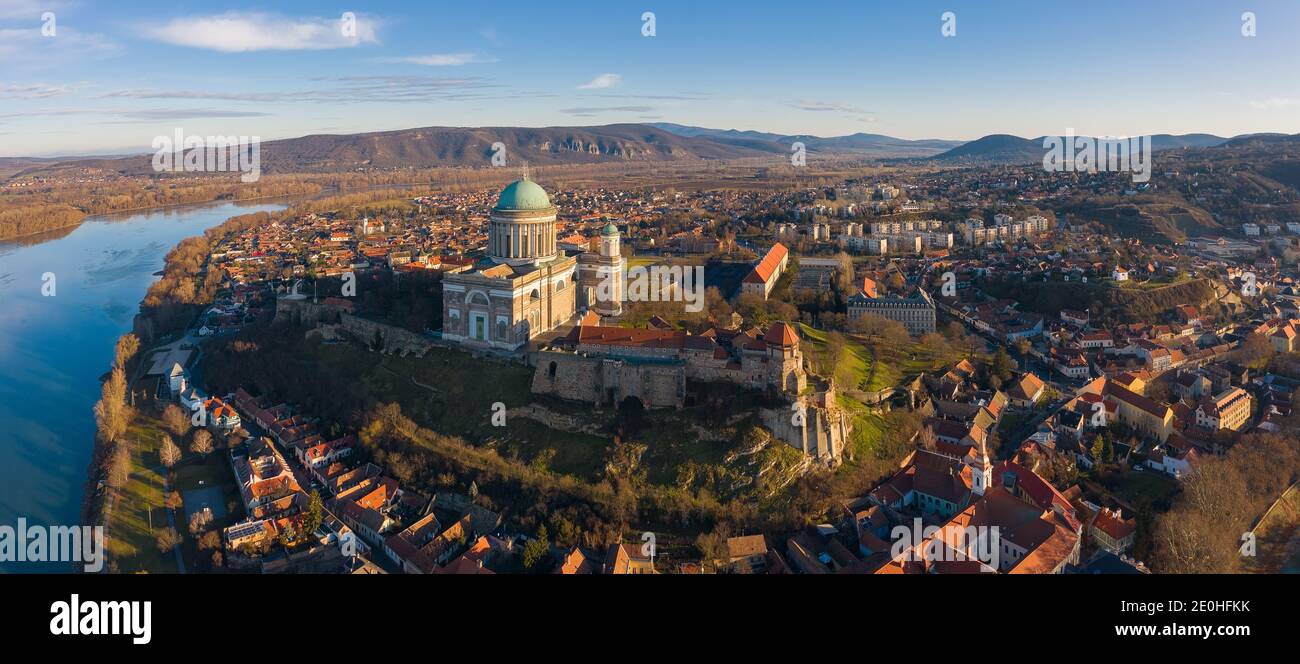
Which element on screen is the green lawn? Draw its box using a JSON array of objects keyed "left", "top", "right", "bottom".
[
  {"left": 797, "top": 322, "right": 951, "bottom": 393},
  {"left": 626, "top": 255, "right": 667, "bottom": 271},
  {"left": 837, "top": 396, "right": 888, "bottom": 460},
  {"left": 1102, "top": 469, "right": 1181, "bottom": 509},
  {"left": 796, "top": 323, "right": 875, "bottom": 391},
  {"left": 104, "top": 415, "right": 179, "bottom": 574}
]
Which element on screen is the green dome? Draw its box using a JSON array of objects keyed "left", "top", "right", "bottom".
[
  {"left": 601, "top": 222, "right": 619, "bottom": 236},
  {"left": 495, "top": 179, "right": 551, "bottom": 211}
]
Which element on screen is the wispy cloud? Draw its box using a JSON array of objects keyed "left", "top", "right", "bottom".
[
  {"left": 792, "top": 99, "right": 876, "bottom": 123},
  {"left": 0, "top": 107, "right": 273, "bottom": 124},
  {"left": 560, "top": 105, "right": 654, "bottom": 117},
  {"left": 371, "top": 53, "right": 496, "bottom": 66},
  {"left": 793, "top": 100, "right": 869, "bottom": 114},
  {"left": 103, "top": 108, "right": 273, "bottom": 122},
  {"left": 0, "top": 83, "right": 76, "bottom": 99},
  {"left": 101, "top": 76, "right": 502, "bottom": 104},
  {"left": 0, "top": 0, "right": 59, "bottom": 20},
  {"left": 1249, "top": 98, "right": 1300, "bottom": 110},
  {"left": 0, "top": 26, "right": 120, "bottom": 64},
  {"left": 578, "top": 73, "right": 621, "bottom": 90},
  {"left": 140, "top": 11, "right": 379, "bottom": 52}
]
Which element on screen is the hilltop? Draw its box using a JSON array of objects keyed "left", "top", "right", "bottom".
[
  {"left": 926, "top": 133, "right": 1231, "bottom": 165},
  {"left": 13, "top": 124, "right": 792, "bottom": 177}
]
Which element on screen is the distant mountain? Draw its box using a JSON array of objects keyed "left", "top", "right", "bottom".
[
  {"left": 925, "top": 134, "right": 1042, "bottom": 164},
  {"left": 13, "top": 124, "right": 793, "bottom": 177},
  {"left": 1151, "top": 134, "right": 1231, "bottom": 150},
  {"left": 927, "top": 133, "right": 1231, "bottom": 164},
  {"left": 1223, "top": 132, "right": 1300, "bottom": 148},
  {"left": 648, "top": 123, "right": 963, "bottom": 157}
]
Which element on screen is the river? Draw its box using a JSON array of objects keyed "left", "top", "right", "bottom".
[{"left": 0, "top": 200, "right": 288, "bottom": 572}]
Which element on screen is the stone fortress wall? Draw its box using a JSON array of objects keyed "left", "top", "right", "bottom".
[{"left": 530, "top": 351, "right": 685, "bottom": 410}]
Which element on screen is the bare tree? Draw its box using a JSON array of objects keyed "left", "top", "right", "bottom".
[
  {"left": 113, "top": 333, "right": 140, "bottom": 370},
  {"left": 188, "top": 510, "right": 213, "bottom": 537},
  {"left": 161, "top": 404, "right": 189, "bottom": 437},
  {"left": 105, "top": 443, "right": 132, "bottom": 490},
  {"left": 93, "top": 367, "right": 131, "bottom": 443},
  {"left": 159, "top": 434, "right": 181, "bottom": 468},
  {"left": 155, "top": 527, "right": 181, "bottom": 553},
  {"left": 190, "top": 429, "right": 213, "bottom": 457}
]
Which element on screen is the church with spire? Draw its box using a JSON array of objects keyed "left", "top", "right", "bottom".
[{"left": 441, "top": 176, "right": 624, "bottom": 351}]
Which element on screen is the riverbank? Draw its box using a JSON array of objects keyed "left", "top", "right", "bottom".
[
  {"left": 0, "top": 187, "right": 322, "bottom": 243},
  {"left": 0, "top": 199, "right": 297, "bottom": 573}
]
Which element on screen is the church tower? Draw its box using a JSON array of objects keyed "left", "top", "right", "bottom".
[
  {"left": 578, "top": 222, "right": 625, "bottom": 316},
  {"left": 969, "top": 440, "right": 993, "bottom": 496}
]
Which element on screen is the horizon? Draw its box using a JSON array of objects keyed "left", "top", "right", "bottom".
[
  {"left": 3, "top": 0, "right": 1300, "bottom": 157},
  {"left": 4, "top": 122, "right": 1291, "bottom": 162}
]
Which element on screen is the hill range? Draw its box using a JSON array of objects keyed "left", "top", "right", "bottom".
[{"left": 7, "top": 123, "right": 1300, "bottom": 177}]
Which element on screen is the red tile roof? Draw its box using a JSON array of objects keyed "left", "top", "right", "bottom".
[
  {"left": 743, "top": 242, "right": 788, "bottom": 284},
  {"left": 763, "top": 322, "right": 799, "bottom": 348}
]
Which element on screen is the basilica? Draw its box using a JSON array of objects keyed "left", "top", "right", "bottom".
[{"left": 441, "top": 177, "right": 624, "bottom": 351}]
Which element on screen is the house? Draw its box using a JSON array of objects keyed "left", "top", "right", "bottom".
[
  {"left": 1112, "top": 266, "right": 1130, "bottom": 282},
  {"left": 1194, "top": 387, "right": 1252, "bottom": 431},
  {"left": 555, "top": 546, "right": 596, "bottom": 574},
  {"left": 740, "top": 242, "right": 789, "bottom": 299},
  {"left": 875, "top": 459, "right": 1082, "bottom": 575},
  {"left": 385, "top": 514, "right": 474, "bottom": 574},
  {"left": 725, "top": 534, "right": 768, "bottom": 574},
  {"left": 1146, "top": 443, "right": 1199, "bottom": 478},
  {"left": 168, "top": 362, "right": 188, "bottom": 395},
  {"left": 232, "top": 437, "right": 302, "bottom": 515},
  {"left": 1007, "top": 372, "right": 1046, "bottom": 408},
  {"left": 332, "top": 476, "right": 402, "bottom": 548},
  {"left": 1173, "top": 371, "right": 1211, "bottom": 401},
  {"left": 1080, "top": 376, "right": 1174, "bottom": 442},
  {"left": 434, "top": 535, "right": 508, "bottom": 575},
  {"left": 1078, "top": 331, "right": 1114, "bottom": 349},
  {"left": 605, "top": 542, "right": 656, "bottom": 574},
  {"left": 204, "top": 397, "right": 241, "bottom": 432},
  {"left": 1271, "top": 321, "right": 1299, "bottom": 353},
  {"left": 300, "top": 435, "right": 355, "bottom": 469},
  {"left": 1087, "top": 506, "right": 1137, "bottom": 554},
  {"left": 1060, "top": 309, "right": 1089, "bottom": 327}
]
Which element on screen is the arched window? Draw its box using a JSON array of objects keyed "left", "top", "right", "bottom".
[
  {"left": 469, "top": 291, "right": 490, "bottom": 306},
  {"left": 530, "top": 289, "right": 541, "bottom": 301},
  {"left": 548, "top": 361, "right": 558, "bottom": 378},
  {"left": 555, "top": 278, "right": 566, "bottom": 291}
]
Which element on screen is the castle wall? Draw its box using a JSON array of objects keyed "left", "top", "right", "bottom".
[
  {"left": 761, "top": 394, "right": 849, "bottom": 463},
  {"left": 531, "top": 351, "right": 685, "bottom": 409}
]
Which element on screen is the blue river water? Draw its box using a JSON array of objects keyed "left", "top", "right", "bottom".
[{"left": 0, "top": 200, "right": 286, "bottom": 572}]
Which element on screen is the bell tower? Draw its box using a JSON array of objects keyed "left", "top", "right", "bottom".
[{"left": 969, "top": 441, "right": 993, "bottom": 496}]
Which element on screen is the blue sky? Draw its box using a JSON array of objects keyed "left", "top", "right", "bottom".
[{"left": 1, "top": 0, "right": 1298, "bottom": 156}]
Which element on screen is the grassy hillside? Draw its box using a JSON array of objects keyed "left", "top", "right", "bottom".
[
  {"left": 983, "top": 277, "right": 1218, "bottom": 325},
  {"left": 1060, "top": 197, "right": 1221, "bottom": 244}
]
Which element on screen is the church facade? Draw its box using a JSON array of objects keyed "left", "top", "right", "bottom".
[{"left": 442, "top": 178, "right": 623, "bottom": 351}]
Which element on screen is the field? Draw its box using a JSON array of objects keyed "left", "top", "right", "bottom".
[
  {"left": 796, "top": 322, "right": 951, "bottom": 393},
  {"left": 104, "top": 414, "right": 178, "bottom": 574},
  {"left": 104, "top": 410, "right": 246, "bottom": 574}
]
